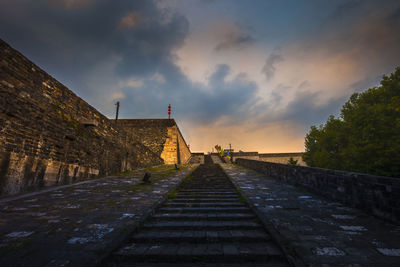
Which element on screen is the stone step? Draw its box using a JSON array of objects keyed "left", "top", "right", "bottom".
[
  {"left": 169, "top": 198, "right": 239, "bottom": 202},
  {"left": 178, "top": 190, "right": 236, "bottom": 194},
  {"left": 166, "top": 202, "right": 245, "bottom": 208},
  {"left": 103, "top": 159, "right": 289, "bottom": 266},
  {"left": 113, "top": 263, "right": 288, "bottom": 267},
  {"left": 159, "top": 207, "right": 251, "bottom": 213},
  {"left": 177, "top": 192, "right": 236, "bottom": 195},
  {"left": 179, "top": 185, "right": 232, "bottom": 187},
  {"left": 131, "top": 229, "right": 271, "bottom": 243},
  {"left": 181, "top": 185, "right": 235, "bottom": 191},
  {"left": 176, "top": 194, "right": 239, "bottom": 198},
  {"left": 179, "top": 187, "right": 234, "bottom": 189},
  {"left": 152, "top": 213, "right": 255, "bottom": 221},
  {"left": 114, "top": 242, "right": 285, "bottom": 263},
  {"left": 143, "top": 220, "right": 263, "bottom": 230},
  {"left": 181, "top": 183, "right": 231, "bottom": 185}
]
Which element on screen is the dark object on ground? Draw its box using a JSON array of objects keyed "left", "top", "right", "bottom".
[
  {"left": 174, "top": 164, "right": 179, "bottom": 170},
  {"left": 142, "top": 172, "right": 151, "bottom": 184}
]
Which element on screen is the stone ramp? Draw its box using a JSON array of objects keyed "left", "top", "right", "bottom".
[
  {"left": 221, "top": 163, "right": 400, "bottom": 266},
  {"left": 0, "top": 165, "right": 196, "bottom": 267},
  {"left": 102, "top": 157, "right": 289, "bottom": 266}
]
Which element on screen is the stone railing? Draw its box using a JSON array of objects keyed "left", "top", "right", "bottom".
[{"left": 235, "top": 159, "right": 399, "bottom": 223}]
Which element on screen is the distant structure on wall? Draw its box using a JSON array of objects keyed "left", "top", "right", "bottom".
[
  {"left": 230, "top": 151, "right": 306, "bottom": 166},
  {"left": 259, "top": 152, "right": 306, "bottom": 166},
  {"left": 0, "top": 39, "right": 191, "bottom": 196}
]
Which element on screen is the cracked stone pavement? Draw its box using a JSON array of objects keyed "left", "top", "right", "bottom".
[{"left": 0, "top": 164, "right": 197, "bottom": 267}]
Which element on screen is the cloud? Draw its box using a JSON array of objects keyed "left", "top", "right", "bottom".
[
  {"left": 261, "top": 52, "right": 284, "bottom": 81},
  {"left": 175, "top": 19, "right": 262, "bottom": 85},
  {"left": 1, "top": 0, "right": 400, "bottom": 153},
  {"left": 114, "top": 12, "right": 189, "bottom": 78},
  {"left": 121, "top": 78, "right": 143, "bottom": 88},
  {"left": 297, "top": 80, "right": 310, "bottom": 90},
  {"left": 49, "top": 0, "right": 92, "bottom": 9},
  {"left": 118, "top": 12, "right": 141, "bottom": 29},
  {"left": 215, "top": 30, "right": 254, "bottom": 52},
  {"left": 0, "top": 0, "right": 189, "bottom": 102},
  {"left": 279, "top": 90, "right": 347, "bottom": 125},
  {"left": 112, "top": 92, "right": 125, "bottom": 100},
  {"left": 116, "top": 63, "right": 259, "bottom": 125},
  {"left": 149, "top": 72, "right": 166, "bottom": 83}
]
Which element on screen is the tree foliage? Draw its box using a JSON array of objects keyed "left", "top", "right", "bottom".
[
  {"left": 287, "top": 157, "right": 298, "bottom": 166},
  {"left": 303, "top": 67, "right": 400, "bottom": 177}
]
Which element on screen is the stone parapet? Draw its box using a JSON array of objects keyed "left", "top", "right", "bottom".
[{"left": 236, "top": 158, "right": 400, "bottom": 223}]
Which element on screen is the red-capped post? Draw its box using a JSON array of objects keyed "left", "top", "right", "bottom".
[{"left": 168, "top": 104, "right": 171, "bottom": 119}]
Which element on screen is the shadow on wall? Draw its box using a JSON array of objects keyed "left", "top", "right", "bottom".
[{"left": 115, "top": 119, "right": 191, "bottom": 165}]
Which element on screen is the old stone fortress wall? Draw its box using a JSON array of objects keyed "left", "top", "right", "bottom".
[{"left": 0, "top": 39, "right": 190, "bottom": 196}]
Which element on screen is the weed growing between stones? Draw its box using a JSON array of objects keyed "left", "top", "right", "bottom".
[
  {"left": 167, "top": 191, "right": 177, "bottom": 199},
  {"left": 239, "top": 194, "right": 247, "bottom": 204},
  {"left": 0, "top": 239, "right": 32, "bottom": 253},
  {"left": 130, "top": 184, "right": 150, "bottom": 192},
  {"left": 116, "top": 170, "right": 136, "bottom": 176},
  {"left": 145, "top": 165, "right": 175, "bottom": 172},
  {"left": 107, "top": 200, "right": 119, "bottom": 210},
  {"left": 152, "top": 169, "right": 176, "bottom": 180},
  {"left": 234, "top": 188, "right": 247, "bottom": 204}
]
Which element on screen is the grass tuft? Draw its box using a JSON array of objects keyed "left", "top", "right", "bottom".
[{"left": 167, "top": 191, "right": 177, "bottom": 199}]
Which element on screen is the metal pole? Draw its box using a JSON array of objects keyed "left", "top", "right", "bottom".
[{"left": 115, "top": 101, "right": 120, "bottom": 121}]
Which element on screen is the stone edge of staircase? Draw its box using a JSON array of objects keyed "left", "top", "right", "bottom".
[
  {"left": 220, "top": 163, "right": 307, "bottom": 267},
  {"left": 95, "top": 165, "right": 200, "bottom": 267}
]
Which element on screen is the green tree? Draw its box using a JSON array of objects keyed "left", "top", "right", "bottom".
[
  {"left": 303, "top": 67, "right": 400, "bottom": 177},
  {"left": 287, "top": 157, "right": 298, "bottom": 166}
]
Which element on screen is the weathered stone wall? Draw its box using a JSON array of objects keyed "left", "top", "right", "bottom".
[
  {"left": 161, "top": 125, "right": 179, "bottom": 164},
  {"left": 236, "top": 158, "right": 400, "bottom": 223},
  {"left": 176, "top": 126, "right": 191, "bottom": 164},
  {"left": 116, "top": 119, "right": 172, "bottom": 157},
  {"left": 259, "top": 152, "right": 306, "bottom": 166},
  {"left": 116, "top": 119, "right": 191, "bottom": 165},
  {"left": 0, "top": 39, "right": 162, "bottom": 196}
]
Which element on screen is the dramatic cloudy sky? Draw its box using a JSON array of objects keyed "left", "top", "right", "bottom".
[{"left": 1, "top": 0, "right": 400, "bottom": 152}]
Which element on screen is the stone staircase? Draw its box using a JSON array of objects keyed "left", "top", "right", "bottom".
[{"left": 102, "top": 156, "right": 289, "bottom": 266}]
